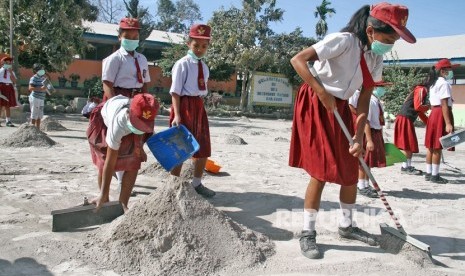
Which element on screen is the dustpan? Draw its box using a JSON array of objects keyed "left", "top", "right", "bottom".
[
  {"left": 384, "top": 143, "right": 406, "bottom": 166},
  {"left": 147, "top": 125, "right": 200, "bottom": 171}
]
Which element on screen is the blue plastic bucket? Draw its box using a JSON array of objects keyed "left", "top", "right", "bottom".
[{"left": 147, "top": 125, "right": 200, "bottom": 171}]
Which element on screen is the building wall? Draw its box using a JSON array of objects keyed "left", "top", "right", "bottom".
[{"left": 15, "top": 59, "right": 237, "bottom": 97}]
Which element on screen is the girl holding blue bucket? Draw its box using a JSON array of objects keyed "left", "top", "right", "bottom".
[{"left": 168, "top": 24, "right": 215, "bottom": 198}]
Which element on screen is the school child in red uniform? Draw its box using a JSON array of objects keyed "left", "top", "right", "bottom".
[
  {"left": 169, "top": 24, "right": 215, "bottom": 198},
  {"left": 394, "top": 79, "right": 431, "bottom": 175},
  {"left": 357, "top": 85, "right": 388, "bottom": 198},
  {"left": 101, "top": 17, "right": 151, "bottom": 188},
  {"left": 289, "top": 2, "right": 416, "bottom": 259},
  {"left": 424, "top": 59, "right": 459, "bottom": 184},
  {"left": 87, "top": 93, "right": 159, "bottom": 212},
  {"left": 102, "top": 17, "right": 150, "bottom": 100},
  {"left": 0, "top": 56, "right": 18, "bottom": 127}
]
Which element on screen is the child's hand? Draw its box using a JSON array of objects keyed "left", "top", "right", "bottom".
[
  {"left": 349, "top": 138, "right": 363, "bottom": 158},
  {"left": 446, "top": 123, "right": 453, "bottom": 134},
  {"left": 366, "top": 140, "right": 374, "bottom": 152},
  {"left": 171, "top": 115, "right": 181, "bottom": 126}
]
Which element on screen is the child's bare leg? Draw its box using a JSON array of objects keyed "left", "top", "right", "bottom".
[
  {"left": 193, "top": 157, "right": 207, "bottom": 178},
  {"left": 119, "top": 170, "right": 138, "bottom": 213},
  {"left": 304, "top": 177, "right": 325, "bottom": 210},
  {"left": 170, "top": 164, "right": 183, "bottom": 177}
]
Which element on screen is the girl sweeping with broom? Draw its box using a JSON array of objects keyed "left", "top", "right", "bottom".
[{"left": 289, "top": 2, "right": 416, "bottom": 259}]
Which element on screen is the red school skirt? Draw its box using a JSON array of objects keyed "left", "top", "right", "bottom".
[
  {"left": 363, "top": 129, "right": 386, "bottom": 168},
  {"left": 289, "top": 83, "right": 358, "bottom": 186},
  {"left": 0, "top": 83, "right": 18, "bottom": 107},
  {"left": 425, "top": 106, "right": 454, "bottom": 150},
  {"left": 169, "top": 96, "right": 211, "bottom": 158},
  {"left": 394, "top": 115, "right": 419, "bottom": 153}
]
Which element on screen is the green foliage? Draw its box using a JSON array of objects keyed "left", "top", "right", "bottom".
[
  {"left": 154, "top": 0, "right": 202, "bottom": 33},
  {"left": 382, "top": 53, "right": 427, "bottom": 115},
  {"left": 314, "top": 0, "right": 335, "bottom": 40},
  {"left": 157, "top": 42, "right": 186, "bottom": 77},
  {"left": 83, "top": 75, "right": 103, "bottom": 98},
  {"left": 0, "top": 0, "right": 94, "bottom": 72}
]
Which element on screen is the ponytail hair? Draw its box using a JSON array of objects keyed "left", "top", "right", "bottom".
[
  {"left": 428, "top": 66, "right": 440, "bottom": 87},
  {"left": 341, "top": 5, "right": 397, "bottom": 47}
]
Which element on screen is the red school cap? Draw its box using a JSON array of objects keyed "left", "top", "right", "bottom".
[
  {"left": 119, "top": 17, "right": 141, "bottom": 30},
  {"left": 129, "top": 94, "right": 159, "bottom": 133},
  {"left": 370, "top": 2, "right": 416, "bottom": 43},
  {"left": 434, "top": 59, "right": 460, "bottom": 70},
  {"left": 1, "top": 56, "right": 13, "bottom": 62},
  {"left": 189, "top": 24, "right": 211, "bottom": 40}
]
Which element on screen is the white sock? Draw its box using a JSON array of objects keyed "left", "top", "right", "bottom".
[
  {"left": 432, "top": 164, "right": 440, "bottom": 176},
  {"left": 426, "top": 164, "right": 432, "bottom": 174},
  {"left": 6, "top": 117, "right": 10, "bottom": 122},
  {"left": 191, "top": 177, "right": 201, "bottom": 187},
  {"left": 406, "top": 159, "right": 412, "bottom": 167},
  {"left": 364, "top": 179, "right": 370, "bottom": 187},
  {"left": 338, "top": 202, "right": 354, "bottom": 228},
  {"left": 357, "top": 179, "right": 366, "bottom": 189},
  {"left": 402, "top": 162, "right": 408, "bottom": 169},
  {"left": 303, "top": 209, "right": 318, "bottom": 231}
]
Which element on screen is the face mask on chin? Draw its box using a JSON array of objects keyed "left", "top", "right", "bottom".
[{"left": 445, "top": 70, "right": 454, "bottom": 80}]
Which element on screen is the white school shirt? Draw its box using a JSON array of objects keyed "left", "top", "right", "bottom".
[
  {"left": 0, "top": 68, "right": 15, "bottom": 83},
  {"left": 101, "top": 95, "right": 132, "bottom": 150},
  {"left": 367, "top": 95, "right": 384, "bottom": 130},
  {"left": 348, "top": 90, "right": 361, "bottom": 108},
  {"left": 102, "top": 47, "right": 150, "bottom": 89},
  {"left": 169, "top": 55, "right": 209, "bottom": 97},
  {"left": 429, "top": 77, "right": 453, "bottom": 107},
  {"left": 313, "top": 32, "right": 383, "bottom": 100}
]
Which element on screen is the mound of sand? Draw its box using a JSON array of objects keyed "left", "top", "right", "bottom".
[
  {"left": 91, "top": 177, "right": 274, "bottom": 276},
  {"left": 224, "top": 134, "right": 247, "bottom": 145},
  {"left": 39, "top": 116, "right": 67, "bottom": 132},
  {"left": 1, "top": 124, "right": 56, "bottom": 147},
  {"left": 237, "top": 116, "right": 251, "bottom": 123}
]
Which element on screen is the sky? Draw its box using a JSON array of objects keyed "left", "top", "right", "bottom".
[{"left": 140, "top": 0, "right": 465, "bottom": 39}]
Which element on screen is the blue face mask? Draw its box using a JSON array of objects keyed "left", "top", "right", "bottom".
[
  {"left": 121, "top": 38, "right": 139, "bottom": 51},
  {"left": 371, "top": 40, "right": 394, "bottom": 56},
  {"left": 126, "top": 119, "right": 145, "bottom": 135},
  {"left": 445, "top": 70, "right": 454, "bottom": 80},
  {"left": 37, "top": 69, "right": 46, "bottom": 76},
  {"left": 187, "top": 50, "right": 202, "bottom": 60},
  {"left": 373, "top": 87, "right": 386, "bottom": 98},
  {"left": 3, "top": 64, "right": 11, "bottom": 69}
]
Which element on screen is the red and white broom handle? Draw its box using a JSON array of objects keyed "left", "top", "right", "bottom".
[{"left": 334, "top": 109, "right": 405, "bottom": 234}]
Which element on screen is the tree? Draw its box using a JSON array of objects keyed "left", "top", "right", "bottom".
[
  {"left": 382, "top": 53, "right": 427, "bottom": 115},
  {"left": 123, "top": 0, "right": 155, "bottom": 46},
  {"left": 0, "top": 0, "right": 96, "bottom": 72},
  {"left": 208, "top": 0, "right": 284, "bottom": 110},
  {"left": 314, "top": 0, "right": 335, "bottom": 40},
  {"left": 154, "top": 0, "right": 202, "bottom": 33},
  {"left": 93, "top": 0, "right": 125, "bottom": 23}
]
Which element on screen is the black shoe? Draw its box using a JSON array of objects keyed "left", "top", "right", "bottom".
[
  {"left": 338, "top": 226, "right": 378, "bottom": 246},
  {"left": 194, "top": 184, "right": 216, "bottom": 198},
  {"left": 430, "top": 174, "right": 448, "bottom": 184},
  {"left": 401, "top": 166, "right": 423, "bottom": 175},
  {"left": 299, "top": 230, "right": 320, "bottom": 259},
  {"left": 6, "top": 121, "right": 14, "bottom": 127},
  {"left": 358, "top": 186, "right": 378, "bottom": 198},
  {"left": 424, "top": 173, "right": 431, "bottom": 181}
]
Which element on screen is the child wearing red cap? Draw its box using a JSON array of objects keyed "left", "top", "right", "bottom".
[
  {"left": 169, "top": 24, "right": 215, "bottom": 198},
  {"left": 87, "top": 93, "right": 159, "bottom": 212},
  {"left": 0, "top": 56, "right": 18, "bottom": 127},
  {"left": 394, "top": 77, "right": 432, "bottom": 175},
  {"left": 290, "top": 2, "right": 416, "bottom": 259},
  {"left": 424, "top": 58, "right": 460, "bottom": 184},
  {"left": 102, "top": 17, "right": 150, "bottom": 100}
]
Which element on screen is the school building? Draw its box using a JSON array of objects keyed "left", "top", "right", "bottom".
[{"left": 387, "top": 34, "right": 465, "bottom": 126}]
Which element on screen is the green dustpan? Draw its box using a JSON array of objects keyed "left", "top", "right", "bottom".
[{"left": 385, "top": 143, "right": 407, "bottom": 166}]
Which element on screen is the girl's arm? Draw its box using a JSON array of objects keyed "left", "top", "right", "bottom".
[
  {"left": 96, "top": 147, "right": 118, "bottom": 209},
  {"left": 290, "top": 47, "right": 335, "bottom": 111},
  {"left": 441, "top": 98, "right": 453, "bottom": 134},
  {"left": 364, "top": 121, "right": 374, "bottom": 152},
  {"left": 171, "top": 93, "right": 181, "bottom": 126}
]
